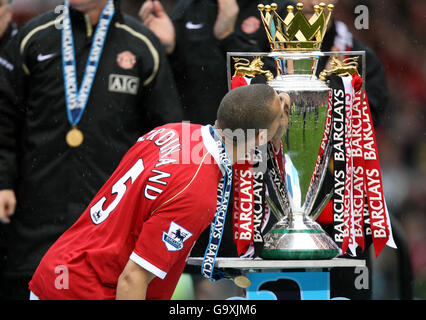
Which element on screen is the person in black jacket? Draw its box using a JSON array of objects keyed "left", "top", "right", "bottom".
[
  {"left": 294, "top": 0, "right": 388, "bottom": 126},
  {"left": 315, "top": 16, "right": 388, "bottom": 127},
  {"left": 139, "top": 0, "right": 293, "bottom": 125},
  {"left": 0, "top": 0, "right": 183, "bottom": 300},
  {"left": 0, "top": 0, "right": 16, "bottom": 296},
  {"left": 0, "top": 0, "right": 16, "bottom": 51}
]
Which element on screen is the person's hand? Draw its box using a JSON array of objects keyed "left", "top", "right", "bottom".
[
  {"left": 0, "top": 189, "right": 17, "bottom": 224},
  {"left": 213, "top": 0, "right": 239, "bottom": 40},
  {"left": 0, "top": 2, "right": 12, "bottom": 40},
  {"left": 139, "top": 0, "right": 175, "bottom": 54}
]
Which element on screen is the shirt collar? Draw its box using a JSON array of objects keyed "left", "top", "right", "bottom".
[{"left": 201, "top": 125, "right": 225, "bottom": 175}]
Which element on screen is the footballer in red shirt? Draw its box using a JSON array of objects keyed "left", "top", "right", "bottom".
[{"left": 28, "top": 84, "right": 286, "bottom": 299}]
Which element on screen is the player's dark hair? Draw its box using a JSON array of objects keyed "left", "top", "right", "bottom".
[{"left": 216, "top": 84, "right": 277, "bottom": 134}]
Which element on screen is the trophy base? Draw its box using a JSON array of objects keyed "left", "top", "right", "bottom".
[
  {"left": 261, "top": 248, "right": 339, "bottom": 260},
  {"left": 261, "top": 249, "right": 339, "bottom": 260},
  {"left": 260, "top": 213, "right": 340, "bottom": 260}
]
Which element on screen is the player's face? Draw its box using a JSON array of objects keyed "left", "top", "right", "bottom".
[
  {"left": 274, "top": 92, "right": 291, "bottom": 140},
  {"left": 265, "top": 91, "right": 289, "bottom": 143}
]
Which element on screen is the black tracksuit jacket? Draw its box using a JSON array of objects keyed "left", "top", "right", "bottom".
[
  {"left": 0, "top": 0, "right": 183, "bottom": 278},
  {"left": 170, "top": 0, "right": 293, "bottom": 125}
]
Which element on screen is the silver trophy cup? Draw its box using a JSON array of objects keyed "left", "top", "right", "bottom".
[
  {"left": 260, "top": 55, "right": 340, "bottom": 260},
  {"left": 227, "top": 2, "right": 367, "bottom": 260}
]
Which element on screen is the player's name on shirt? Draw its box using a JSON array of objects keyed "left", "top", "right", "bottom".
[
  {"left": 138, "top": 125, "right": 222, "bottom": 165},
  {"left": 138, "top": 127, "right": 181, "bottom": 201},
  {"left": 138, "top": 125, "right": 216, "bottom": 202}
]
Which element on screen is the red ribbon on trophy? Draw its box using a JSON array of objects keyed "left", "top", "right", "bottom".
[
  {"left": 231, "top": 75, "right": 250, "bottom": 89},
  {"left": 324, "top": 73, "right": 396, "bottom": 257},
  {"left": 232, "top": 158, "right": 255, "bottom": 256},
  {"left": 230, "top": 67, "right": 396, "bottom": 258},
  {"left": 360, "top": 83, "right": 396, "bottom": 257},
  {"left": 232, "top": 149, "right": 266, "bottom": 257},
  {"left": 350, "top": 77, "right": 366, "bottom": 252}
]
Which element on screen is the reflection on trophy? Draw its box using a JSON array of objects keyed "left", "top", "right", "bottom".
[{"left": 255, "top": 2, "right": 340, "bottom": 259}]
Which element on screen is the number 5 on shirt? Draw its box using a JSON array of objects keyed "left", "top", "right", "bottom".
[{"left": 90, "top": 159, "right": 145, "bottom": 224}]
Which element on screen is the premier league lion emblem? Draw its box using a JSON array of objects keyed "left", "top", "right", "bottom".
[{"left": 162, "top": 221, "right": 193, "bottom": 251}]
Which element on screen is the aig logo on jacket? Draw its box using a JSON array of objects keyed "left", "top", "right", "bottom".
[{"left": 109, "top": 74, "right": 140, "bottom": 95}]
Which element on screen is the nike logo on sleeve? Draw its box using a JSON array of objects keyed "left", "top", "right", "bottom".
[
  {"left": 37, "top": 53, "right": 57, "bottom": 62},
  {"left": 185, "top": 22, "right": 204, "bottom": 30}
]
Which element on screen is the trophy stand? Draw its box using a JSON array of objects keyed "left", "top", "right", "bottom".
[
  {"left": 261, "top": 209, "right": 339, "bottom": 260},
  {"left": 187, "top": 257, "right": 366, "bottom": 300}
]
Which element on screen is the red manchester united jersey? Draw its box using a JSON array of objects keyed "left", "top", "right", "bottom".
[{"left": 29, "top": 123, "right": 224, "bottom": 300}]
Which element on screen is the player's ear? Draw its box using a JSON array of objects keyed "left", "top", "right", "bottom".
[{"left": 255, "top": 129, "right": 268, "bottom": 146}]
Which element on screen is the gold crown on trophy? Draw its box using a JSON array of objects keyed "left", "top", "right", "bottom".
[{"left": 258, "top": 2, "right": 334, "bottom": 52}]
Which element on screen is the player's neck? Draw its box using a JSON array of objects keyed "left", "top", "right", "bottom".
[
  {"left": 213, "top": 124, "right": 240, "bottom": 165},
  {"left": 87, "top": 1, "right": 108, "bottom": 25}
]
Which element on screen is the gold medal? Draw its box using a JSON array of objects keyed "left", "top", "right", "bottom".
[
  {"left": 66, "top": 126, "right": 84, "bottom": 147},
  {"left": 233, "top": 275, "right": 251, "bottom": 289}
]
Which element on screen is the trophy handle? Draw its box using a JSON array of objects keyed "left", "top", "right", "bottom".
[
  {"left": 265, "top": 195, "right": 285, "bottom": 221},
  {"left": 309, "top": 191, "right": 333, "bottom": 221},
  {"left": 304, "top": 139, "right": 333, "bottom": 216}
]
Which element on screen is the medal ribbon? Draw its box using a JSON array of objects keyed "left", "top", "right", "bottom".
[
  {"left": 62, "top": 0, "right": 115, "bottom": 126},
  {"left": 201, "top": 126, "right": 233, "bottom": 282}
]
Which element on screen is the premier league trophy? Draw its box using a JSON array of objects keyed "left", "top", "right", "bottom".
[
  {"left": 189, "top": 2, "right": 396, "bottom": 293},
  {"left": 259, "top": 2, "right": 341, "bottom": 260},
  {"left": 231, "top": 2, "right": 345, "bottom": 260}
]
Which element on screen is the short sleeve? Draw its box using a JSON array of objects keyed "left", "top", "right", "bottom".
[{"left": 130, "top": 168, "right": 220, "bottom": 279}]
